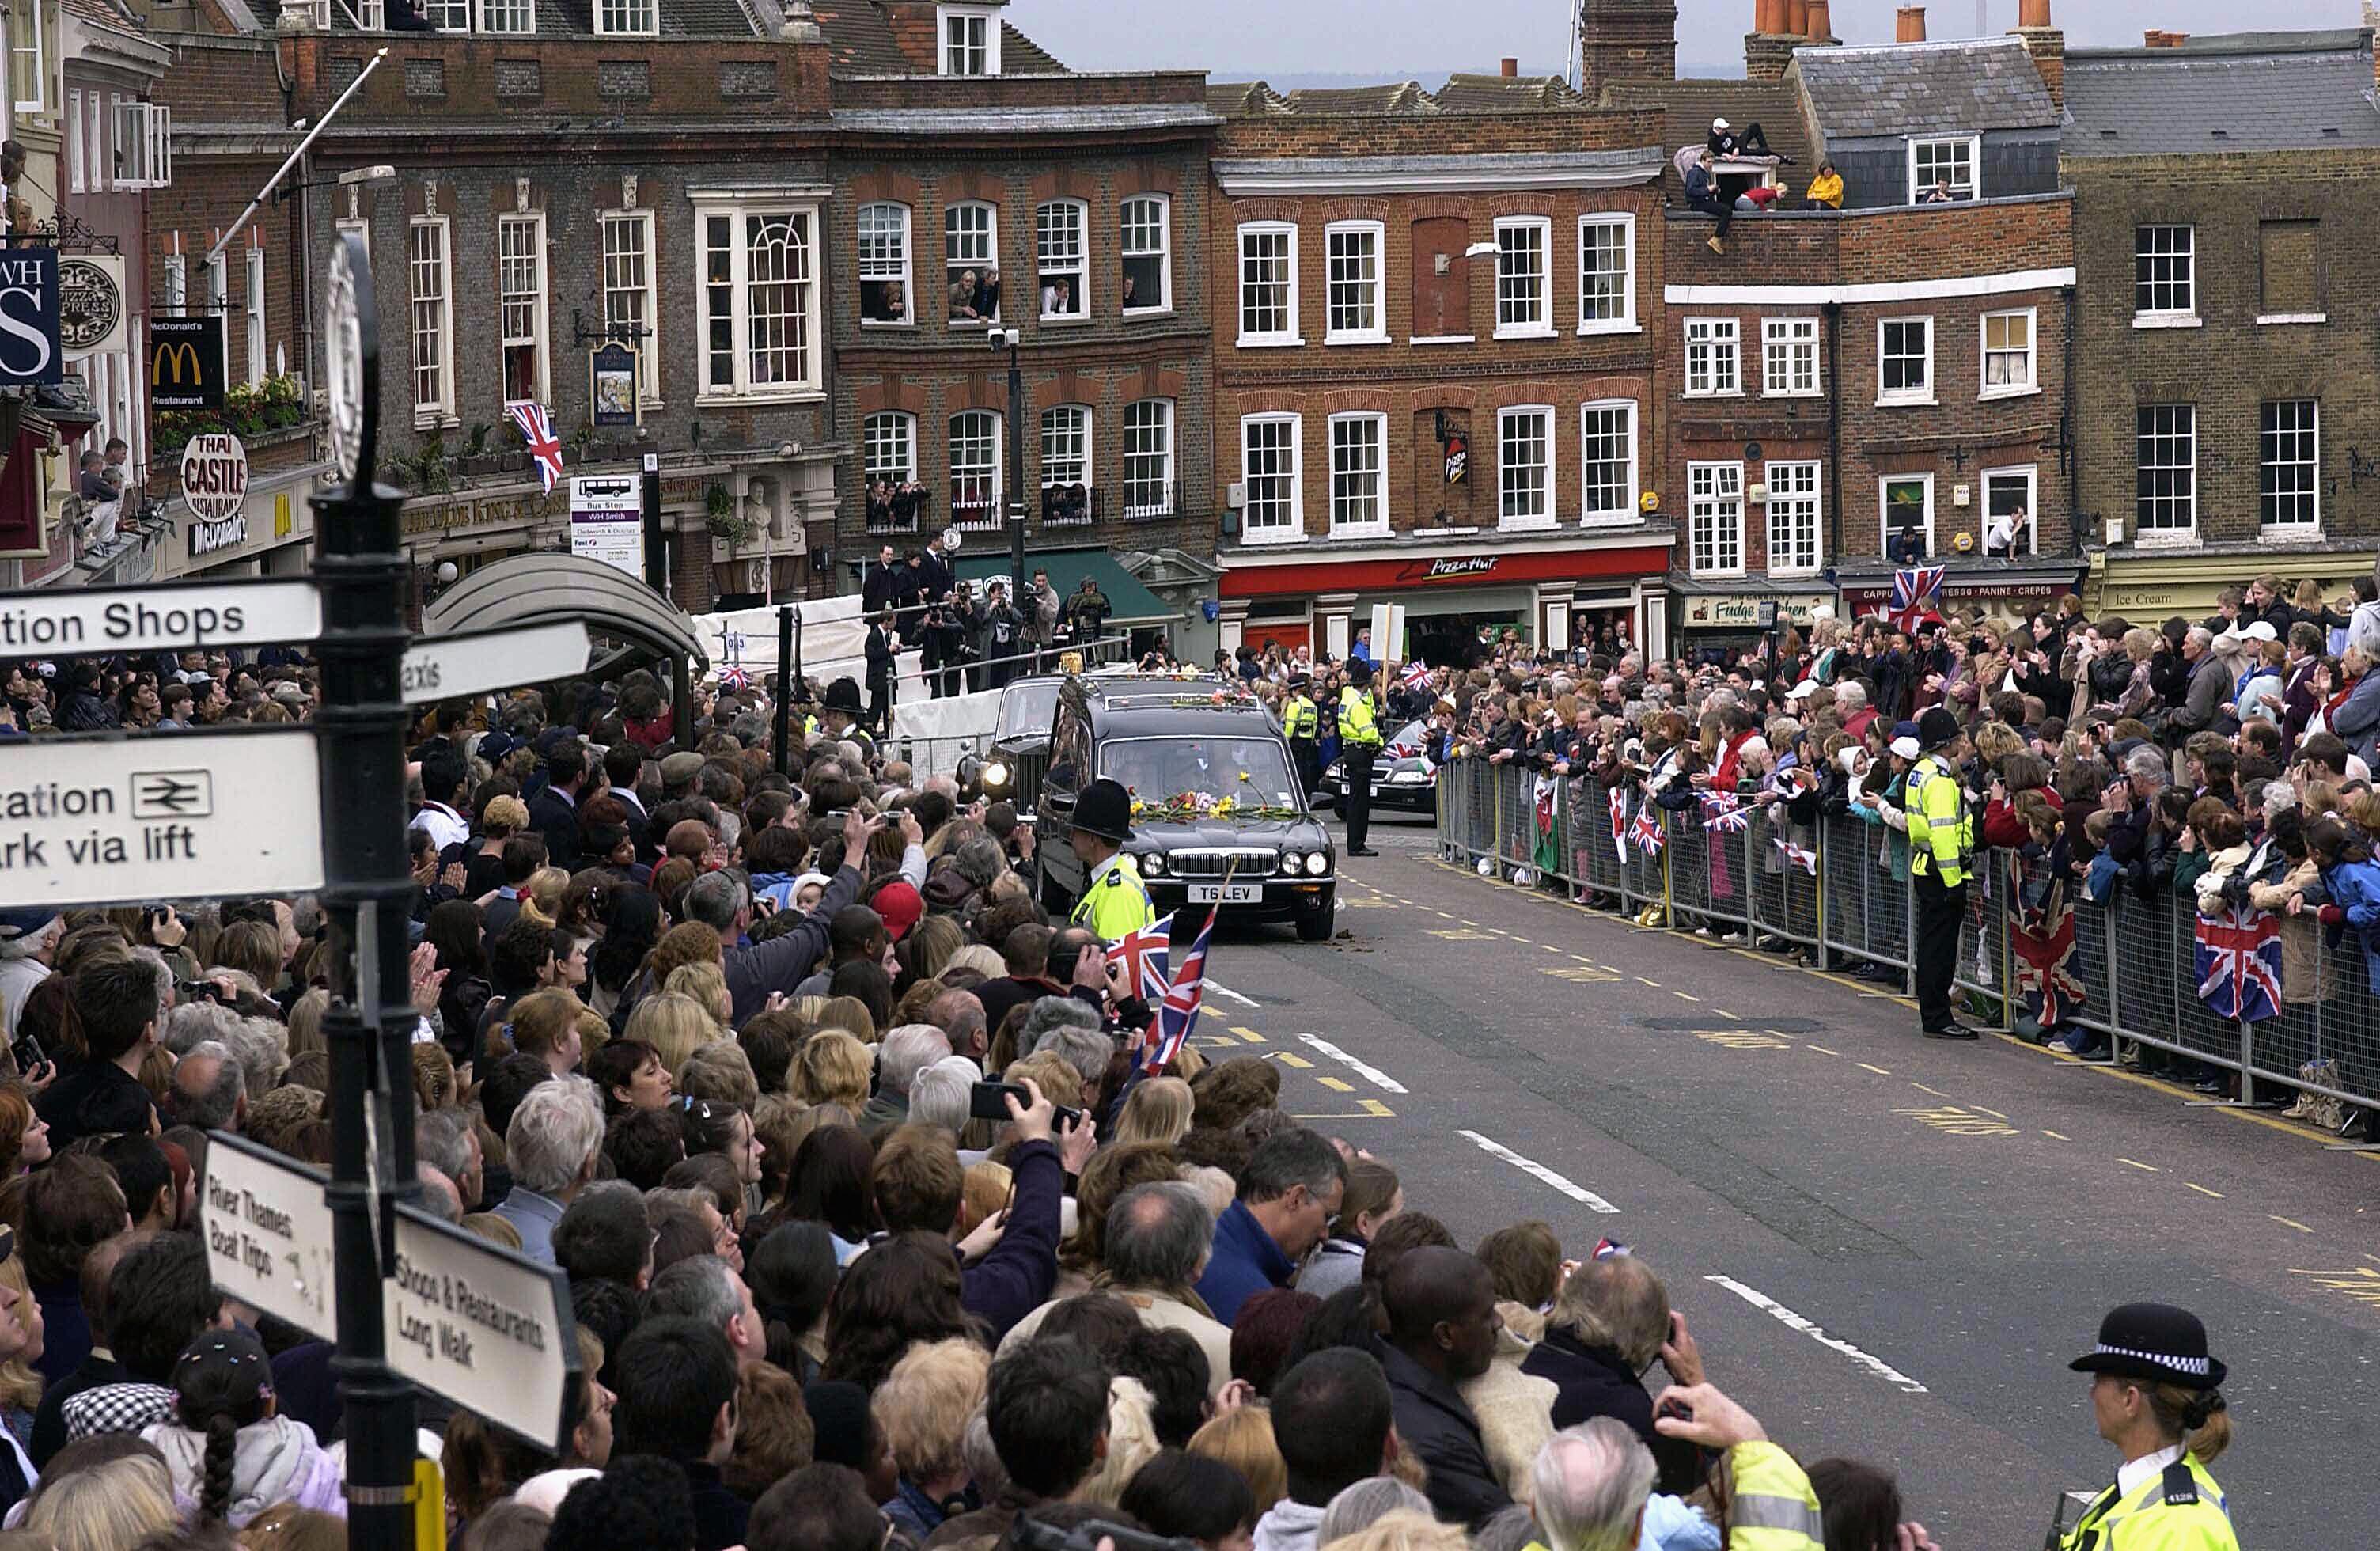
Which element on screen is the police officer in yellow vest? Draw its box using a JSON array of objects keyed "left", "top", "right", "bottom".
[
  {"left": 2060, "top": 1303, "right": 2238, "bottom": 1551},
  {"left": 1283, "top": 674, "right": 1321, "bottom": 795},
  {"left": 1338, "top": 658, "right": 1384, "bottom": 857},
  {"left": 1904, "top": 706, "right": 1977, "bottom": 1039},
  {"left": 1067, "top": 776, "right": 1158, "bottom": 940}
]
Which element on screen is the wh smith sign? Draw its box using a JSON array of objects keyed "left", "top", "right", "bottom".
[{"left": 0, "top": 250, "right": 63, "bottom": 387}]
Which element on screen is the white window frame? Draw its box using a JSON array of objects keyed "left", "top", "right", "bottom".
[
  {"left": 1039, "top": 404, "right": 1093, "bottom": 525},
  {"left": 1323, "top": 220, "right": 1386, "bottom": 345},
  {"left": 1981, "top": 465, "right": 2038, "bottom": 556},
  {"left": 1980, "top": 307, "right": 2037, "bottom": 399},
  {"left": 1879, "top": 472, "right": 1935, "bottom": 555},
  {"left": 207, "top": 251, "right": 227, "bottom": 320},
  {"left": 1684, "top": 317, "right": 1740, "bottom": 397},
  {"left": 1765, "top": 460, "right": 1823, "bottom": 578},
  {"left": 408, "top": 215, "right": 455, "bottom": 425},
  {"left": 594, "top": 0, "right": 657, "bottom": 36},
  {"left": 944, "top": 200, "right": 999, "bottom": 327},
  {"left": 162, "top": 251, "right": 186, "bottom": 318},
  {"left": 1492, "top": 216, "right": 1555, "bottom": 339},
  {"left": 1876, "top": 316, "right": 1934, "bottom": 406},
  {"left": 88, "top": 92, "right": 104, "bottom": 192},
  {"left": 1908, "top": 135, "right": 1979, "bottom": 203},
  {"left": 1120, "top": 194, "right": 1171, "bottom": 315},
  {"left": 1122, "top": 399, "right": 1175, "bottom": 518},
  {"left": 1035, "top": 199, "right": 1088, "bottom": 322},
  {"left": 64, "top": 88, "right": 81, "bottom": 195},
  {"left": 693, "top": 199, "right": 823, "bottom": 404},
  {"left": 477, "top": 0, "right": 535, "bottom": 35},
  {"left": 113, "top": 100, "right": 171, "bottom": 189},
  {"left": 1496, "top": 404, "right": 1556, "bottom": 531},
  {"left": 243, "top": 246, "right": 266, "bottom": 389},
  {"left": 1578, "top": 400, "right": 1639, "bottom": 528},
  {"left": 1240, "top": 413, "right": 1305, "bottom": 545},
  {"left": 1237, "top": 222, "right": 1300, "bottom": 347},
  {"left": 2259, "top": 400, "right": 2320, "bottom": 533},
  {"left": 2135, "top": 404, "right": 2196, "bottom": 541},
  {"left": 601, "top": 210, "right": 660, "bottom": 405},
  {"left": 857, "top": 202, "right": 914, "bottom": 327},
  {"left": 949, "top": 408, "right": 1004, "bottom": 531},
  {"left": 862, "top": 411, "right": 918, "bottom": 530},
  {"left": 1687, "top": 461, "right": 1746, "bottom": 578},
  {"left": 422, "top": 0, "right": 470, "bottom": 31},
  {"left": 1761, "top": 317, "right": 1821, "bottom": 398},
  {"left": 2134, "top": 226, "right": 2197, "bottom": 324},
  {"left": 1326, "top": 411, "right": 1389, "bottom": 537},
  {"left": 11, "top": 0, "right": 46, "bottom": 116},
  {"left": 1577, "top": 213, "right": 1637, "bottom": 335},
  {"left": 497, "top": 211, "right": 548, "bottom": 408},
  {"left": 938, "top": 5, "right": 1000, "bottom": 76}
]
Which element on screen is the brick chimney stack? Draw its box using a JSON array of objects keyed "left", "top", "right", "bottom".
[
  {"left": 2013, "top": 0, "right": 2063, "bottom": 109},
  {"left": 1500, "top": 56, "right": 1518, "bottom": 76},
  {"left": 1746, "top": 0, "right": 1797, "bottom": 78},
  {"left": 2143, "top": 29, "right": 2189, "bottom": 47},
  {"left": 1897, "top": 6, "right": 1927, "bottom": 42},
  {"left": 1578, "top": 0, "right": 1679, "bottom": 104},
  {"left": 2367, "top": 2, "right": 2380, "bottom": 89}
]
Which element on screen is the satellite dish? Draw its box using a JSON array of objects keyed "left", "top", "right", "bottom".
[{"left": 941, "top": 525, "right": 962, "bottom": 552}]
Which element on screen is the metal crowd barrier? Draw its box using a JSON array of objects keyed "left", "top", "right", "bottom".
[{"left": 1436, "top": 759, "right": 2378, "bottom": 1124}]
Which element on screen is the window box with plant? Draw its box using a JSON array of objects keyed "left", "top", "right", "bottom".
[
  {"left": 150, "top": 373, "right": 309, "bottom": 459},
  {"left": 705, "top": 481, "right": 760, "bottom": 548}
]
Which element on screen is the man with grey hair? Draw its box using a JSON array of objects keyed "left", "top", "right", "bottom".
[
  {"left": 220, "top": 1017, "right": 289, "bottom": 1098},
  {"left": 911, "top": 1054, "right": 981, "bottom": 1138},
  {"left": 2166, "top": 624, "right": 2227, "bottom": 742},
  {"left": 953, "top": 836, "right": 1007, "bottom": 893},
  {"left": 927, "top": 986, "right": 989, "bottom": 1064},
  {"left": 416, "top": 1164, "right": 464, "bottom": 1223},
  {"left": 161, "top": 999, "right": 242, "bottom": 1058},
  {"left": 997, "top": 1180, "right": 1232, "bottom": 1394},
  {"left": 495, "top": 1075, "right": 604, "bottom": 1265},
  {"left": 686, "top": 806, "right": 874, "bottom": 1026},
  {"left": 1530, "top": 1420, "right": 1658, "bottom": 1551},
  {"left": 0, "top": 909, "right": 61, "bottom": 1040},
  {"left": 1523, "top": 1253, "right": 1704, "bottom": 1496},
  {"left": 1196, "top": 1127, "right": 1346, "bottom": 1324},
  {"left": 416, "top": 1107, "right": 484, "bottom": 1214},
  {"left": 862, "top": 1023, "right": 953, "bottom": 1136},
  {"left": 170, "top": 1041, "right": 244, "bottom": 1132},
  {"left": 646, "top": 1253, "right": 764, "bottom": 1370},
  {"left": 1022, "top": 996, "right": 1109, "bottom": 1090}
]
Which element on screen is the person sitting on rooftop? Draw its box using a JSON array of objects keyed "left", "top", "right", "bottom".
[
  {"left": 1805, "top": 160, "right": 1844, "bottom": 209},
  {"left": 1709, "top": 116, "right": 1791, "bottom": 164}
]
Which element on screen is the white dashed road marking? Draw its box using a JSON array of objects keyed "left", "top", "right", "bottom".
[
  {"left": 1704, "top": 1275, "right": 1929, "bottom": 1394},
  {"left": 1207, "top": 980, "right": 1261, "bottom": 1009},
  {"left": 1457, "top": 1132, "right": 1620, "bottom": 1213},
  {"left": 1296, "top": 1034, "right": 1410, "bottom": 1094}
]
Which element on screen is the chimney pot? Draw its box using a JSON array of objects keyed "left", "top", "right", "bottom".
[
  {"left": 1897, "top": 6, "right": 1927, "bottom": 42},
  {"left": 1806, "top": 0, "right": 1834, "bottom": 41},
  {"left": 1500, "top": 56, "right": 1518, "bottom": 77},
  {"left": 2018, "top": 0, "right": 2052, "bottom": 25},
  {"left": 1757, "top": 0, "right": 1785, "bottom": 34},
  {"left": 1787, "top": 0, "right": 1809, "bottom": 35}
]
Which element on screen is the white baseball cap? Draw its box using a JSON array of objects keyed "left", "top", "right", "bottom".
[
  {"left": 2242, "top": 620, "right": 2279, "bottom": 643},
  {"left": 1784, "top": 679, "right": 1818, "bottom": 701},
  {"left": 1713, "top": 117, "right": 1730, "bottom": 131},
  {"left": 1890, "top": 734, "right": 1921, "bottom": 760}
]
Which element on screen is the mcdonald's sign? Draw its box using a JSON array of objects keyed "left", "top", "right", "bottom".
[{"left": 149, "top": 317, "right": 225, "bottom": 411}]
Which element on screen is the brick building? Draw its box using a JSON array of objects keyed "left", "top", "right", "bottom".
[
  {"left": 813, "top": 0, "right": 1217, "bottom": 645},
  {"left": 1583, "top": 0, "right": 2078, "bottom": 647},
  {"left": 2062, "top": 25, "right": 2380, "bottom": 620},
  {"left": 1206, "top": 70, "right": 1675, "bottom": 665}
]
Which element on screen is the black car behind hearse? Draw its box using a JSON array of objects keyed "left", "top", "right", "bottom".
[{"left": 1030, "top": 677, "right": 1337, "bottom": 942}]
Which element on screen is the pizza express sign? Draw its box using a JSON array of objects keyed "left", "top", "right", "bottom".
[{"left": 58, "top": 256, "right": 125, "bottom": 358}]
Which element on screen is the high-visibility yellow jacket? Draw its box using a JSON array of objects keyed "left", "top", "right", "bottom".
[
  {"left": 1339, "top": 686, "right": 1381, "bottom": 748},
  {"left": 1728, "top": 1441, "right": 1827, "bottom": 1551},
  {"left": 1072, "top": 851, "right": 1156, "bottom": 939},
  {"left": 1905, "top": 753, "right": 1973, "bottom": 885},
  {"left": 1284, "top": 695, "right": 1320, "bottom": 741},
  {"left": 2060, "top": 1454, "right": 2238, "bottom": 1551}
]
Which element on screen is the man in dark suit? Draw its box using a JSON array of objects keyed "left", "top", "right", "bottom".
[
  {"left": 865, "top": 612, "right": 896, "bottom": 735},
  {"left": 530, "top": 738, "right": 589, "bottom": 870},
  {"left": 603, "top": 742, "right": 655, "bottom": 864}
]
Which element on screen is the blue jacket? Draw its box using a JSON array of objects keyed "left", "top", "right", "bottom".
[
  {"left": 2332, "top": 670, "right": 2380, "bottom": 768},
  {"left": 1194, "top": 1199, "right": 1294, "bottom": 1325},
  {"left": 2321, "top": 856, "right": 2380, "bottom": 994}
]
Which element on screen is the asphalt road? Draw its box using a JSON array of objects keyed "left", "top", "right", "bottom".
[{"left": 1195, "top": 810, "right": 2380, "bottom": 1545}]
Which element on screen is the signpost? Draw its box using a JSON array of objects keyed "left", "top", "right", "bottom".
[
  {"left": 0, "top": 726, "right": 325, "bottom": 910},
  {"left": 569, "top": 473, "right": 643, "bottom": 577},
  {"left": 385, "top": 1204, "right": 581, "bottom": 1451},
  {"left": 201, "top": 1134, "right": 339, "bottom": 1343},
  {"left": 401, "top": 620, "right": 591, "bottom": 707},
  {"left": 0, "top": 575, "right": 322, "bottom": 655}
]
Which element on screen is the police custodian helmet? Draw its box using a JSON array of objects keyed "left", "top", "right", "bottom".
[{"left": 1071, "top": 777, "right": 1135, "bottom": 844}]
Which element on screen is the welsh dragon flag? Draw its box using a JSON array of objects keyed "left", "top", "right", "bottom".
[{"left": 1533, "top": 776, "right": 1560, "bottom": 878}]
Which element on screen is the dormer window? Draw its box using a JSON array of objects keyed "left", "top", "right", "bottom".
[
  {"left": 596, "top": 0, "right": 658, "bottom": 36},
  {"left": 939, "top": 6, "right": 1000, "bottom": 75}
]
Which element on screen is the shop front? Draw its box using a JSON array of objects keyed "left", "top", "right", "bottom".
[
  {"left": 2085, "top": 545, "right": 2378, "bottom": 624},
  {"left": 1669, "top": 585, "right": 1836, "bottom": 662},
  {"left": 1836, "top": 557, "right": 2085, "bottom": 628},
  {"left": 151, "top": 438, "right": 327, "bottom": 582},
  {"left": 1216, "top": 531, "right": 1676, "bottom": 668}
]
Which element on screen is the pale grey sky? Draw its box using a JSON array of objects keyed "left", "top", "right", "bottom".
[{"left": 1006, "top": 0, "right": 2366, "bottom": 78}]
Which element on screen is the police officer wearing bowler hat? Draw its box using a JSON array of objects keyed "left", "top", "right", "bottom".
[
  {"left": 1067, "top": 776, "right": 1158, "bottom": 941},
  {"left": 2060, "top": 1303, "right": 2238, "bottom": 1551},
  {"left": 1905, "top": 704, "right": 1978, "bottom": 1039}
]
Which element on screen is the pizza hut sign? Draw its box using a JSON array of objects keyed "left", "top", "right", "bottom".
[{"left": 1422, "top": 556, "right": 1495, "bottom": 580}]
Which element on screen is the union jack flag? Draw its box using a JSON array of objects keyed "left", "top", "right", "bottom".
[
  {"left": 717, "top": 667, "right": 752, "bottom": 692},
  {"left": 2194, "top": 903, "right": 2283, "bottom": 1023},
  {"left": 1700, "top": 791, "right": 1749, "bottom": 834},
  {"left": 1400, "top": 661, "right": 1432, "bottom": 692},
  {"left": 1387, "top": 734, "right": 1426, "bottom": 761},
  {"left": 2010, "top": 868, "right": 2086, "bottom": 1027},
  {"left": 1631, "top": 807, "right": 1666, "bottom": 858},
  {"left": 1105, "top": 912, "right": 1176, "bottom": 1004},
  {"left": 1139, "top": 906, "right": 1217, "bottom": 1074},
  {"left": 1884, "top": 565, "right": 1948, "bottom": 635},
  {"left": 1772, "top": 834, "right": 1817, "bottom": 875},
  {"left": 508, "top": 401, "right": 565, "bottom": 495},
  {"left": 1609, "top": 785, "right": 1629, "bottom": 866}
]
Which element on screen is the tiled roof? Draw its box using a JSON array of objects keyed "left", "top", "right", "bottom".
[
  {"left": 1279, "top": 82, "right": 1438, "bottom": 116},
  {"left": 808, "top": 1, "right": 1063, "bottom": 74},
  {"left": 59, "top": 0, "right": 138, "bottom": 29},
  {"left": 831, "top": 104, "right": 1215, "bottom": 134},
  {"left": 1000, "top": 21, "right": 1063, "bottom": 74},
  {"left": 1207, "top": 81, "right": 1288, "bottom": 117},
  {"left": 1792, "top": 37, "right": 2057, "bottom": 139},
  {"left": 2064, "top": 31, "right": 2380, "bottom": 156},
  {"left": 313, "top": 0, "right": 760, "bottom": 39},
  {"left": 1613, "top": 76, "right": 1813, "bottom": 170},
  {"left": 1433, "top": 73, "right": 1586, "bottom": 111}
]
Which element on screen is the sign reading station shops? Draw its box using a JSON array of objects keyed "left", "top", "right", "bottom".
[
  {"left": 0, "top": 249, "right": 62, "bottom": 387},
  {"left": 150, "top": 317, "right": 225, "bottom": 411},
  {"left": 385, "top": 1204, "right": 580, "bottom": 1450},
  {"left": 0, "top": 576, "right": 324, "bottom": 655},
  {"left": 0, "top": 725, "right": 326, "bottom": 909},
  {"left": 200, "top": 1133, "right": 338, "bottom": 1342}
]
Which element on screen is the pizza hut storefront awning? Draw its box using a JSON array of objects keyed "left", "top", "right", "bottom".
[{"left": 1218, "top": 540, "right": 1673, "bottom": 601}]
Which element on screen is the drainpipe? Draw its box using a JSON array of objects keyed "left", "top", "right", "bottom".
[
  {"left": 1825, "top": 301, "right": 1844, "bottom": 565},
  {"left": 2061, "top": 283, "right": 2079, "bottom": 554}
]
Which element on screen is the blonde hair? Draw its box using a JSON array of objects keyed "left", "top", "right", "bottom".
[
  {"left": 1189, "top": 1405, "right": 1287, "bottom": 1515},
  {"left": 1319, "top": 1509, "right": 1473, "bottom": 1551},
  {"left": 1001, "top": 1050, "right": 1083, "bottom": 1113},
  {"left": 790, "top": 1031, "right": 872, "bottom": 1109},
  {"left": 285, "top": 988, "right": 332, "bottom": 1060},
  {"left": 1112, "top": 1076, "right": 1194, "bottom": 1147},
  {"left": 481, "top": 795, "right": 531, "bottom": 836},
  {"left": 0, "top": 1253, "right": 39, "bottom": 1409},
  {"left": 523, "top": 867, "right": 570, "bottom": 928},
  {"left": 2151, "top": 1383, "right": 2233, "bottom": 1465},
  {"left": 679, "top": 1041, "right": 760, "bottom": 1108},
  {"left": 663, "top": 961, "right": 732, "bottom": 1032},
  {"left": 23, "top": 1454, "right": 178, "bottom": 1551},
  {"left": 627, "top": 992, "right": 716, "bottom": 1081},
  {"left": 814, "top": 994, "right": 875, "bottom": 1045},
  {"left": 1079, "top": 1376, "right": 1161, "bottom": 1508},
  {"left": 874, "top": 1337, "right": 991, "bottom": 1482}
]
